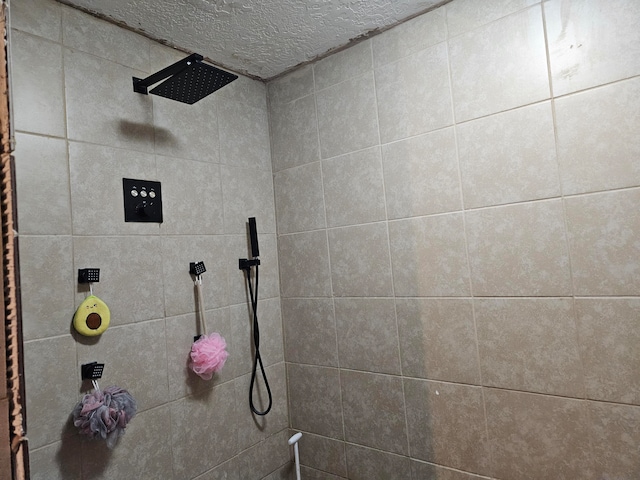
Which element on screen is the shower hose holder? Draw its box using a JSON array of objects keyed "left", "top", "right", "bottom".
[{"left": 238, "top": 258, "right": 260, "bottom": 270}]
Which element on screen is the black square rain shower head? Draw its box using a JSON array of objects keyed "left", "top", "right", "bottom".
[{"left": 133, "top": 53, "right": 238, "bottom": 105}]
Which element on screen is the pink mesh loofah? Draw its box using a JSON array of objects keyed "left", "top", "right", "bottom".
[{"left": 189, "top": 333, "right": 229, "bottom": 380}]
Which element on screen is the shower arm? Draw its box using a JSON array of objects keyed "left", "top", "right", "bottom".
[{"left": 132, "top": 53, "right": 203, "bottom": 95}]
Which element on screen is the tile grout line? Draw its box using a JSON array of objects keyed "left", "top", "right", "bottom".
[
  {"left": 541, "top": 0, "right": 590, "bottom": 407},
  {"left": 444, "top": 10, "right": 496, "bottom": 471},
  {"left": 370, "top": 36, "right": 413, "bottom": 461},
  {"left": 310, "top": 61, "right": 348, "bottom": 460}
]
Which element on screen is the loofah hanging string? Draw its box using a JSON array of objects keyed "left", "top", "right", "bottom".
[
  {"left": 189, "top": 276, "right": 228, "bottom": 380},
  {"left": 195, "top": 278, "right": 207, "bottom": 336},
  {"left": 72, "top": 385, "right": 137, "bottom": 448}
]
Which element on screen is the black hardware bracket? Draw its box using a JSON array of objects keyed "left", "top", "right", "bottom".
[
  {"left": 190, "top": 261, "right": 206, "bottom": 276},
  {"left": 238, "top": 258, "right": 260, "bottom": 270},
  {"left": 78, "top": 268, "right": 100, "bottom": 283},
  {"left": 133, "top": 53, "right": 203, "bottom": 94},
  {"left": 81, "top": 362, "right": 105, "bottom": 380}
]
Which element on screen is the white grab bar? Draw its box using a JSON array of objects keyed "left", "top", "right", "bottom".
[{"left": 288, "top": 432, "right": 303, "bottom": 480}]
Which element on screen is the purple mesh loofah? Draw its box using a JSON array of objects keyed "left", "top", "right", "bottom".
[{"left": 72, "top": 385, "right": 137, "bottom": 448}]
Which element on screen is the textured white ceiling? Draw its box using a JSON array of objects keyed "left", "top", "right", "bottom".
[{"left": 59, "top": 0, "right": 448, "bottom": 80}]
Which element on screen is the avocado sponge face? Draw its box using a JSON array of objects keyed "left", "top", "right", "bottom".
[{"left": 73, "top": 295, "right": 110, "bottom": 336}]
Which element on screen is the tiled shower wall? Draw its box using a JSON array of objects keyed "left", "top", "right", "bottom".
[
  {"left": 12, "top": 0, "right": 290, "bottom": 479},
  {"left": 270, "top": 0, "right": 640, "bottom": 478}
]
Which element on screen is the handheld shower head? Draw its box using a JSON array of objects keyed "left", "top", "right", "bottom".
[{"left": 248, "top": 217, "right": 259, "bottom": 258}]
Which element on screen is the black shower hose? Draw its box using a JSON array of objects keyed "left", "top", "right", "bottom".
[{"left": 245, "top": 264, "right": 272, "bottom": 416}]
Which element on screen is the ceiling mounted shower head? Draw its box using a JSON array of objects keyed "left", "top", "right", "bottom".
[{"left": 133, "top": 53, "right": 238, "bottom": 104}]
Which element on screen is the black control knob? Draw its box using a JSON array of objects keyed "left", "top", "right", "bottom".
[{"left": 136, "top": 201, "right": 148, "bottom": 216}]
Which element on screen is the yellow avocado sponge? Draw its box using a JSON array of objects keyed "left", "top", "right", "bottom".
[{"left": 73, "top": 295, "right": 110, "bottom": 336}]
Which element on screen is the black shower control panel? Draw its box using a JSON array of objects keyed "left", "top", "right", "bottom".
[{"left": 123, "top": 178, "right": 163, "bottom": 223}]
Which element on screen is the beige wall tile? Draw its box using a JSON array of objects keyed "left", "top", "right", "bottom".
[
  {"left": 565, "top": 189, "right": 640, "bottom": 295},
  {"left": 20, "top": 236, "right": 75, "bottom": 341},
  {"left": 446, "top": 0, "right": 539, "bottom": 37},
  {"left": 335, "top": 298, "right": 401, "bottom": 375},
  {"left": 449, "top": 6, "right": 549, "bottom": 122},
  {"left": 76, "top": 320, "right": 169, "bottom": 411},
  {"left": 216, "top": 74, "right": 267, "bottom": 111},
  {"left": 475, "top": 298, "right": 584, "bottom": 396},
  {"left": 68, "top": 142, "right": 158, "bottom": 236},
  {"left": 375, "top": 42, "right": 453, "bottom": 143},
  {"left": 396, "top": 298, "right": 479, "bottom": 384},
  {"left": 288, "top": 364, "right": 344, "bottom": 439},
  {"left": 195, "top": 457, "right": 240, "bottom": 480},
  {"left": 589, "top": 401, "right": 640, "bottom": 479},
  {"left": 282, "top": 298, "right": 338, "bottom": 367},
  {"left": 157, "top": 156, "right": 224, "bottom": 235},
  {"left": 62, "top": 6, "right": 150, "bottom": 71},
  {"left": 152, "top": 91, "right": 220, "bottom": 164},
  {"left": 345, "top": 444, "right": 411, "bottom": 480},
  {"left": 269, "top": 94, "right": 320, "bottom": 172},
  {"left": 298, "top": 432, "right": 347, "bottom": 478},
  {"left": 14, "top": 133, "right": 71, "bottom": 235},
  {"left": 64, "top": 49, "right": 154, "bottom": 151},
  {"left": 237, "top": 429, "right": 291, "bottom": 479},
  {"left": 405, "top": 379, "right": 491, "bottom": 475},
  {"left": 12, "top": 0, "right": 62, "bottom": 41},
  {"left": 341, "top": 370, "right": 408, "bottom": 454},
  {"left": 457, "top": 102, "right": 560, "bottom": 209},
  {"left": 82, "top": 404, "right": 173, "bottom": 479},
  {"left": 322, "top": 147, "right": 386, "bottom": 228},
  {"left": 274, "top": 162, "right": 326, "bottom": 234},
  {"left": 300, "top": 466, "right": 346, "bottom": 479},
  {"left": 219, "top": 100, "right": 272, "bottom": 171},
  {"left": 466, "top": 200, "right": 571, "bottom": 296},
  {"left": 314, "top": 41, "right": 373, "bottom": 91},
  {"left": 278, "top": 231, "right": 332, "bottom": 298},
  {"left": 316, "top": 72, "right": 379, "bottom": 158},
  {"left": 411, "top": 460, "right": 488, "bottom": 480},
  {"left": 170, "top": 382, "right": 239, "bottom": 479},
  {"left": 221, "top": 165, "right": 276, "bottom": 235},
  {"left": 555, "top": 77, "right": 640, "bottom": 195},
  {"left": 216, "top": 75, "right": 268, "bottom": 113},
  {"left": 29, "top": 438, "right": 81, "bottom": 480},
  {"left": 328, "top": 223, "right": 393, "bottom": 297},
  {"left": 373, "top": 8, "right": 447, "bottom": 68},
  {"left": 268, "top": 65, "right": 314, "bottom": 105},
  {"left": 485, "top": 389, "right": 593, "bottom": 479},
  {"left": 546, "top": 0, "right": 640, "bottom": 96},
  {"left": 575, "top": 298, "right": 640, "bottom": 404},
  {"left": 389, "top": 214, "right": 471, "bottom": 296},
  {"left": 12, "top": 30, "right": 65, "bottom": 137},
  {"left": 74, "top": 235, "right": 165, "bottom": 324},
  {"left": 24, "top": 336, "right": 77, "bottom": 449},
  {"left": 382, "top": 128, "right": 461, "bottom": 219}
]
